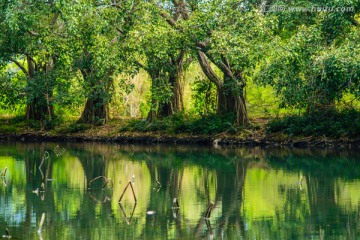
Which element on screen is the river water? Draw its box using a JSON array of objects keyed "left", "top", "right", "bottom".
[{"left": 0, "top": 142, "right": 359, "bottom": 239}]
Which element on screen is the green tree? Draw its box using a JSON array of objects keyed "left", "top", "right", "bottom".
[
  {"left": 130, "top": 1, "right": 190, "bottom": 121},
  {"left": 65, "top": 0, "right": 139, "bottom": 124},
  {"left": 257, "top": 1, "right": 360, "bottom": 113},
  {"left": 151, "top": 0, "right": 270, "bottom": 126},
  {"left": 0, "top": 0, "right": 70, "bottom": 122}
]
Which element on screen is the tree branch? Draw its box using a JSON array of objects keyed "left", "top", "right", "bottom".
[
  {"left": 178, "top": 0, "right": 189, "bottom": 20},
  {"left": 27, "top": 30, "right": 39, "bottom": 36},
  {"left": 134, "top": 60, "right": 148, "bottom": 72},
  {"left": 149, "top": 0, "right": 182, "bottom": 30},
  {"left": 349, "top": 17, "right": 359, "bottom": 27},
  {"left": 158, "top": 10, "right": 179, "bottom": 28},
  {"left": 175, "top": 49, "right": 185, "bottom": 65},
  {"left": 9, "top": 58, "right": 29, "bottom": 76},
  {"left": 25, "top": 53, "right": 38, "bottom": 72},
  {"left": 196, "top": 51, "right": 222, "bottom": 88}
]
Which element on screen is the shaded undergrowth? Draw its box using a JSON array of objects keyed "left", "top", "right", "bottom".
[
  {"left": 267, "top": 109, "right": 360, "bottom": 138},
  {"left": 120, "top": 113, "right": 240, "bottom": 135},
  {"left": 1, "top": 109, "right": 360, "bottom": 139}
]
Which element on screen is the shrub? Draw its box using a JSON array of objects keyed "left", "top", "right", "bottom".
[
  {"left": 120, "top": 113, "right": 238, "bottom": 135},
  {"left": 267, "top": 109, "right": 360, "bottom": 138}
]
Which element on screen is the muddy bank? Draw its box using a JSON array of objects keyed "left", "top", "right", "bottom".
[{"left": 0, "top": 132, "right": 359, "bottom": 149}]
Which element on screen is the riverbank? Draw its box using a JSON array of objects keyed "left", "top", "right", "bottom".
[
  {"left": 0, "top": 115, "right": 359, "bottom": 149},
  {"left": 0, "top": 128, "right": 358, "bottom": 149}
]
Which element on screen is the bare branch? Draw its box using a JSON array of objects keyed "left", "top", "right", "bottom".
[{"left": 27, "top": 30, "right": 39, "bottom": 36}]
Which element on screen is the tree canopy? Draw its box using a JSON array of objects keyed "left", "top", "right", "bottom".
[{"left": 0, "top": 0, "right": 359, "bottom": 131}]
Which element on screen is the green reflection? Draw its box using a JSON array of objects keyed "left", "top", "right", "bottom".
[
  {"left": 52, "top": 156, "right": 85, "bottom": 217},
  {"left": 243, "top": 169, "right": 309, "bottom": 219},
  {"left": 0, "top": 143, "right": 359, "bottom": 239}
]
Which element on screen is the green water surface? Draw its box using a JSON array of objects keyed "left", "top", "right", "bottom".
[{"left": 0, "top": 142, "right": 359, "bottom": 239}]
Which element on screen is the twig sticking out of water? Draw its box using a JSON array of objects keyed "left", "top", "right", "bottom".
[
  {"left": 119, "top": 202, "right": 137, "bottom": 225},
  {"left": 172, "top": 198, "right": 180, "bottom": 209},
  {"left": 88, "top": 176, "right": 112, "bottom": 190},
  {"left": 1, "top": 168, "right": 8, "bottom": 187},
  {"left": 88, "top": 192, "right": 112, "bottom": 203},
  {"left": 1, "top": 178, "right": 7, "bottom": 187},
  {"left": 205, "top": 219, "right": 213, "bottom": 238},
  {"left": 2, "top": 228, "right": 11, "bottom": 238},
  {"left": 205, "top": 202, "right": 214, "bottom": 219},
  {"left": 39, "top": 151, "right": 49, "bottom": 180},
  {"left": 54, "top": 145, "right": 66, "bottom": 157},
  {"left": 118, "top": 181, "right": 137, "bottom": 203},
  {"left": 1, "top": 167, "right": 7, "bottom": 177},
  {"left": 102, "top": 178, "right": 113, "bottom": 190},
  {"left": 129, "top": 181, "right": 137, "bottom": 202},
  {"left": 37, "top": 213, "right": 45, "bottom": 233},
  {"left": 156, "top": 179, "right": 161, "bottom": 188}
]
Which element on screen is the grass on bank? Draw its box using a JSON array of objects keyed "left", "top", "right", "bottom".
[
  {"left": 0, "top": 109, "right": 359, "bottom": 139},
  {"left": 120, "top": 113, "right": 245, "bottom": 135}
]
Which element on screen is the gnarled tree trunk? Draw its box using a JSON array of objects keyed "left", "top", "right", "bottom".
[
  {"left": 78, "top": 97, "right": 108, "bottom": 124},
  {"left": 197, "top": 50, "right": 249, "bottom": 126},
  {"left": 77, "top": 60, "right": 111, "bottom": 124},
  {"left": 25, "top": 56, "right": 55, "bottom": 122},
  {"left": 158, "top": 59, "right": 184, "bottom": 117},
  {"left": 146, "top": 51, "right": 185, "bottom": 121},
  {"left": 26, "top": 96, "right": 54, "bottom": 121}
]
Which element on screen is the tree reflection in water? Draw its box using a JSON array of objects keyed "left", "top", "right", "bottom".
[{"left": 0, "top": 143, "right": 359, "bottom": 239}]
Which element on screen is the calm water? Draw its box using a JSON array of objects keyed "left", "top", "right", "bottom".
[{"left": 0, "top": 142, "right": 360, "bottom": 239}]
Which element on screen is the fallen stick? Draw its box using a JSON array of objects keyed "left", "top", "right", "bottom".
[
  {"left": 172, "top": 198, "right": 180, "bottom": 209},
  {"left": 129, "top": 181, "right": 137, "bottom": 203},
  {"left": 37, "top": 213, "right": 45, "bottom": 233},
  {"left": 1, "top": 167, "right": 7, "bottom": 177},
  {"left": 205, "top": 202, "right": 214, "bottom": 219},
  {"left": 118, "top": 181, "right": 137, "bottom": 203},
  {"left": 118, "top": 182, "right": 130, "bottom": 203},
  {"left": 88, "top": 176, "right": 107, "bottom": 189},
  {"left": 102, "top": 178, "right": 113, "bottom": 190}
]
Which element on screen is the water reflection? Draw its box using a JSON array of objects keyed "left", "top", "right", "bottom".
[{"left": 0, "top": 143, "right": 359, "bottom": 239}]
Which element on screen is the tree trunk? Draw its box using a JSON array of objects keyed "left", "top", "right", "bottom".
[
  {"left": 78, "top": 96, "right": 108, "bottom": 124},
  {"left": 217, "top": 83, "right": 249, "bottom": 126},
  {"left": 25, "top": 56, "right": 55, "bottom": 121},
  {"left": 197, "top": 51, "right": 249, "bottom": 126},
  {"left": 170, "top": 67, "right": 184, "bottom": 113},
  {"left": 77, "top": 65, "right": 110, "bottom": 124},
  {"left": 147, "top": 53, "right": 185, "bottom": 120},
  {"left": 26, "top": 97, "right": 54, "bottom": 121},
  {"left": 158, "top": 70, "right": 184, "bottom": 116},
  {"left": 306, "top": 92, "right": 336, "bottom": 115}
]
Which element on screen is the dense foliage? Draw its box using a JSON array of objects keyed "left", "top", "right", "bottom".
[
  {"left": 268, "top": 109, "right": 360, "bottom": 137},
  {"left": 0, "top": 0, "right": 359, "bottom": 137}
]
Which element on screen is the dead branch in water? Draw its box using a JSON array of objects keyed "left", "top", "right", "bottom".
[
  {"left": 88, "top": 191, "right": 112, "bottom": 203},
  {"left": 39, "top": 151, "right": 49, "bottom": 180},
  {"left": 102, "top": 178, "right": 113, "bottom": 190},
  {"left": 118, "top": 181, "right": 137, "bottom": 203},
  {"left": 119, "top": 202, "right": 137, "bottom": 225},
  {"left": 205, "top": 201, "right": 214, "bottom": 219},
  {"left": 1, "top": 167, "right": 7, "bottom": 177},
  {"left": 39, "top": 213, "right": 45, "bottom": 228},
  {"left": 172, "top": 198, "right": 180, "bottom": 209},
  {"left": 156, "top": 179, "right": 161, "bottom": 188},
  {"left": 37, "top": 212, "right": 45, "bottom": 233},
  {"left": 87, "top": 176, "right": 113, "bottom": 190}
]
